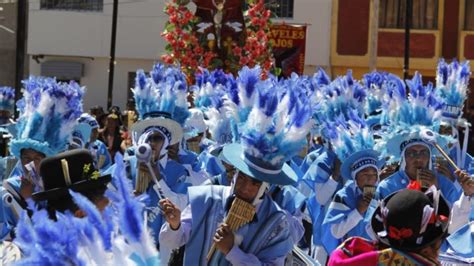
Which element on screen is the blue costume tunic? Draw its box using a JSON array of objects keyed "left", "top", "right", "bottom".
[
  {"left": 376, "top": 169, "right": 459, "bottom": 205},
  {"left": 0, "top": 162, "right": 28, "bottom": 240},
  {"left": 299, "top": 144, "right": 326, "bottom": 175},
  {"left": 301, "top": 148, "right": 342, "bottom": 246},
  {"left": 183, "top": 185, "right": 294, "bottom": 266},
  {"left": 321, "top": 180, "right": 376, "bottom": 254}
]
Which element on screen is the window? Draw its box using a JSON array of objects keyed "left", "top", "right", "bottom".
[
  {"left": 379, "top": 0, "right": 438, "bottom": 30},
  {"left": 265, "top": 0, "right": 294, "bottom": 19},
  {"left": 40, "top": 0, "right": 103, "bottom": 11},
  {"left": 465, "top": 0, "right": 474, "bottom": 30}
]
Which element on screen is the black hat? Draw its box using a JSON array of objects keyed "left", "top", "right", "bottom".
[
  {"left": 371, "top": 189, "right": 450, "bottom": 251},
  {"left": 32, "top": 149, "right": 111, "bottom": 202}
]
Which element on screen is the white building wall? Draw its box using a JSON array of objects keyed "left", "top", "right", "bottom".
[
  {"left": 276, "top": 0, "right": 332, "bottom": 73},
  {"left": 27, "top": 0, "right": 332, "bottom": 110}
]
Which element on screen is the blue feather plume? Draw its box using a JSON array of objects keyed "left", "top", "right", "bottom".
[
  {"left": 10, "top": 76, "right": 84, "bottom": 158},
  {"left": 435, "top": 58, "right": 471, "bottom": 121},
  {"left": 241, "top": 74, "right": 313, "bottom": 166},
  {"left": 133, "top": 63, "right": 190, "bottom": 126},
  {"left": 0, "top": 86, "right": 15, "bottom": 112}
]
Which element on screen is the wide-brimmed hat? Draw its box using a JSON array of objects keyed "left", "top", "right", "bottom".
[
  {"left": 223, "top": 143, "right": 297, "bottom": 185},
  {"left": 130, "top": 112, "right": 183, "bottom": 146},
  {"left": 371, "top": 189, "right": 450, "bottom": 251},
  {"left": 32, "top": 149, "right": 111, "bottom": 201}
]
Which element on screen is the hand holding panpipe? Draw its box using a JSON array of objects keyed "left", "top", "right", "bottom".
[{"left": 207, "top": 197, "right": 256, "bottom": 261}]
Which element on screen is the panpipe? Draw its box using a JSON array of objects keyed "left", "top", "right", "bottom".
[
  {"left": 135, "top": 168, "right": 152, "bottom": 194},
  {"left": 207, "top": 197, "right": 256, "bottom": 261}
]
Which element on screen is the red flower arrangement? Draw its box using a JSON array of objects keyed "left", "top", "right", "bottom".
[
  {"left": 161, "top": 0, "right": 218, "bottom": 80},
  {"left": 161, "top": 0, "right": 275, "bottom": 81}
]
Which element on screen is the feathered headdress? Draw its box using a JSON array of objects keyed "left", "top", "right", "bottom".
[
  {"left": 376, "top": 72, "right": 449, "bottom": 163},
  {"left": 14, "top": 154, "right": 160, "bottom": 265},
  {"left": 131, "top": 64, "right": 187, "bottom": 145},
  {"left": 10, "top": 76, "right": 84, "bottom": 158},
  {"left": 192, "top": 68, "right": 234, "bottom": 109},
  {"left": 0, "top": 86, "right": 15, "bottom": 113},
  {"left": 133, "top": 63, "right": 190, "bottom": 125},
  {"left": 363, "top": 71, "right": 388, "bottom": 116},
  {"left": 435, "top": 59, "right": 471, "bottom": 125},
  {"left": 223, "top": 76, "right": 313, "bottom": 185},
  {"left": 329, "top": 111, "right": 384, "bottom": 180},
  {"left": 312, "top": 71, "right": 366, "bottom": 140},
  {"left": 228, "top": 66, "right": 262, "bottom": 123},
  {"left": 189, "top": 69, "right": 237, "bottom": 142}
]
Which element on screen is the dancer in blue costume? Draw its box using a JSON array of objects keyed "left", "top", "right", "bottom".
[
  {"left": 375, "top": 72, "right": 459, "bottom": 205},
  {"left": 159, "top": 75, "right": 313, "bottom": 265},
  {"left": 0, "top": 77, "right": 84, "bottom": 240},
  {"left": 433, "top": 60, "right": 474, "bottom": 190},
  {"left": 75, "top": 113, "right": 112, "bottom": 172},
  {"left": 303, "top": 70, "right": 369, "bottom": 262},
  {"left": 128, "top": 64, "right": 193, "bottom": 263},
  {"left": 191, "top": 67, "right": 241, "bottom": 185},
  {"left": 0, "top": 87, "right": 16, "bottom": 182},
  {"left": 321, "top": 112, "right": 384, "bottom": 255}
]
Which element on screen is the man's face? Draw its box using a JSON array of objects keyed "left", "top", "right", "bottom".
[
  {"left": 90, "top": 128, "right": 99, "bottom": 143},
  {"left": 147, "top": 132, "right": 165, "bottom": 162},
  {"left": 404, "top": 144, "right": 431, "bottom": 179},
  {"left": 234, "top": 171, "right": 262, "bottom": 203},
  {"left": 355, "top": 167, "right": 378, "bottom": 188},
  {"left": 20, "top": 148, "right": 46, "bottom": 173}
]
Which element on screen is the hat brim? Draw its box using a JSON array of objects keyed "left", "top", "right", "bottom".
[
  {"left": 370, "top": 190, "right": 450, "bottom": 251},
  {"left": 32, "top": 174, "right": 111, "bottom": 202},
  {"left": 131, "top": 118, "right": 183, "bottom": 145},
  {"left": 10, "top": 139, "right": 54, "bottom": 158},
  {"left": 340, "top": 149, "right": 385, "bottom": 181},
  {"left": 209, "top": 144, "right": 232, "bottom": 165},
  {"left": 222, "top": 143, "right": 297, "bottom": 186}
]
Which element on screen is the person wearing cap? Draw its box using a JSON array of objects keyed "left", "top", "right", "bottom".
[
  {"left": 171, "top": 108, "right": 211, "bottom": 187},
  {"left": 320, "top": 117, "right": 384, "bottom": 256},
  {"left": 328, "top": 188, "right": 451, "bottom": 265},
  {"left": 434, "top": 59, "right": 474, "bottom": 182},
  {"left": 376, "top": 139, "right": 459, "bottom": 205},
  {"left": 159, "top": 85, "right": 312, "bottom": 265},
  {"left": 76, "top": 113, "right": 112, "bottom": 172},
  {"left": 0, "top": 77, "right": 84, "bottom": 240},
  {"left": 375, "top": 73, "right": 459, "bottom": 205},
  {"left": 126, "top": 65, "right": 198, "bottom": 263}
]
